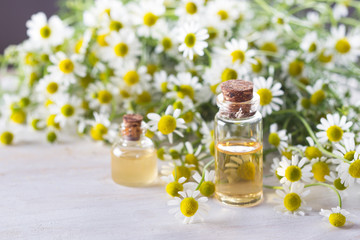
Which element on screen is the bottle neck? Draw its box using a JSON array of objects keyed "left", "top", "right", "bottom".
[{"left": 216, "top": 93, "right": 260, "bottom": 120}]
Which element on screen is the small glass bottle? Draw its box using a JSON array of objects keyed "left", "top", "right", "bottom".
[
  {"left": 214, "top": 80, "right": 263, "bottom": 206},
  {"left": 111, "top": 114, "right": 158, "bottom": 187}
]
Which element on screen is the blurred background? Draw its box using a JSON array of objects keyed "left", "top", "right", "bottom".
[{"left": 0, "top": 0, "right": 58, "bottom": 53}]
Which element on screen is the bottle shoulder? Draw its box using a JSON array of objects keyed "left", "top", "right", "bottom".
[
  {"left": 112, "top": 136, "right": 154, "bottom": 149},
  {"left": 215, "top": 111, "right": 262, "bottom": 124}
]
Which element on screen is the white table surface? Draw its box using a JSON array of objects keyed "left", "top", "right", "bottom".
[{"left": 1, "top": 132, "right": 360, "bottom": 240}]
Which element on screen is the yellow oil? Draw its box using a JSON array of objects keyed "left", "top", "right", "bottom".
[
  {"left": 215, "top": 139, "right": 263, "bottom": 206},
  {"left": 111, "top": 147, "right": 158, "bottom": 187}
]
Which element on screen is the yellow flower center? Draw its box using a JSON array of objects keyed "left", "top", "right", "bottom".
[
  {"left": 173, "top": 166, "right": 191, "bottom": 180},
  {"left": 348, "top": 159, "right": 360, "bottom": 178},
  {"left": 161, "top": 37, "right": 173, "bottom": 50},
  {"left": 335, "top": 38, "right": 351, "bottom": 54},
  {"left": 329, "top": 213, "right": 346, "bottom": 227},
  {"left": 312, "top": 161, "right": 330, "bottom": 182},
  {"left": 344, "top": 151, "right": 355, "bottom": 161},
  {"left": 60, "top": 104, "right": 75, "bottom": 117},
  {"left": 143, "top": 12, "right": 158, "bottom": 27},
  {"left": 47, "top": 131, "right": 57, "bottom": 143},
  {"left": 75, "top": 39, "right": 83, "bottom": 54},
  {"left": 257, "top": 88, "right": 273, "bottom": 106},
  {"left": 170, "top": 149, "right": 180, "bottom": 159},
  {"left": 147, "top": 64, "right": 157, "bottom": 76},
  {"left": 277, "top": 17, "right": 284, "bottom": 25},
  {"left": 97, "top": 90, "right": 113, "bottom": 104},
  {"left": 283, "top": 193, "right": 301, "bottom": 212},
  {"left": 40, "top": 25, "right": 52, "bottom": 39},
  {"left": 160, "top": 82, "right": 168, "bottom": 93},
  {"left": 180, "top": 197, "right": 199, "bottom": 217},
  {"left": 288, "top": 60, "right": 304, "bottom": 77},
  {"left": 182, "top": 111, "right": 194, "bottom": 123},
  {"left": 10, "top": 110, "right": 26, "bottom": 124},
  {"left": 209, "top": 140, "right": 215, "bottom": 156},
  {"left": 334, "top": 178, "right": 347, "bottom": 191},
  {"left": 282, "top": 150, "right": 292, "bottom": 160},
  {"left": 19, "top": 97, "right": 30, "bottom": 108},
  {"left": 158, "top": 115, "right": 177, "bottom": 135},
  {"left": 301, "top": 98, "right": 311, "bottom": 109},
  {"left": 157, "top": 147, "right": 165, "bottom": 160},
  {"left": 58, "top": 59, "right": 74, "bottom": 74},
  {"left": 217, "top": 10, "right": 229, "bottom": 20},
  {"left": 166, "top": 181, "right": 184, "bottom": 197},
  {"left": 136, "top": 91, "right": 152, "bottom": 104},
  {"left": 237, "top": 162, "right": 256, "bottom": 181},
  {"left": 47, "top": 114, "right": 60, "bottom": 129},
  {"left": 173, "top": 101, "right": 184, "bottom": 110},
  {"left": 109, "top": 20, "right": 123, "bottom": 31},
  {"left": 308, "top": 42, "right": 317, "bottom": 52},
  {"left": 185, "top": 2, "right": 197, "bottom": 14},
  {"left": 29, "top": 72, "right": 38, "bottom": 87},
  {"left": 123, "top": 70, "right": 139, "bottom": 86},
  {"left": 285, "top": 165, "right": 302, "bottom": 182},
  {"left": 80, "top": 75, "right": 94, "bottom": 88},
  {"left": 305, "top": 146, "right": 322, "bottom": 159},
  {"left": 25, "top": 52, "right": 38, "bottom": 66},
  {"left": 119, "top": 89, "right": 130, "bottom": 98},
  {"left": 177, "top": 85, "right": 194, "bottom": 99},
  {"left": 90, "top": 123, "right": 108, "bottom": 141},
  {"left": 207, "top": 26, "right": 218, "bottom": 40},
  {"left": 31, "top": 119, "right": 41, "bottom": 130},
  {"left": 251, "top": 58, "right": 263, "bottom": 73},
  {"left": 0, "top": 131, "right": 14, "bottom": 145},
  {"left": 46, "top": 82, "right": 59, "bottom": 94},
  {"left": 318, "top": 50, "right": 333, "bottom": 63},
  {"left": 221, "top": 68, "right": 238, "bottom": 82},
  {"left": 185, "top": 153, "right": 198, "bottom": 166},
  {"left": 310, "top": 90, "right": 325, "bottom": 105},
  {"left": 97, "top": 34, "right": 109, "bottom": 47},
  {"left": 268, "top": 132, "right": 280, "bottom": 147},
  {"left": 261, "top": 42, "right": 278, "bottom": 53},
  {"left": 184, "top": 33, "right": 196, "bottom": 48},
  {"left": 114, "top": 43, "right": 129, "bottom": 57},
  {"left": 231, "top": 50, "right": 245, "bottom": 64},
  {"left": 326, "top": 125, "right": 343, "bottom": 142},
  {"left": 199, "top": 181, "right": 215, "bottom": 197},
  {"left": 146, "top": 129, "right": 155, "bottom": 139}
]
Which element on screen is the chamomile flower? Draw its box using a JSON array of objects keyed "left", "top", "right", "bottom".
[
  {"left": 215, "top": 39, "right": 256, "bottom": 69},
  {"left": 161, "top": 160, "right": 193, "bottom": 181},
  {"left": 161, "top": 174, "right": 187, "bottom": 197},
  {"left": 256, "top": 30, "right": 284, "bottom": 55},
  {"left": 183, "top": 141, "right": 206, "bottom": 168},
  {"left": 271, "top": 157, "right": 282, "bottom": 179},
  {"left": 147, "top": 106, "right": 187, "bottom": 144},
  {"left": 48, "top": 52, "right": 86, "bottom": 86},
  {"left": 305, "top": 79, "right": 326, "bottom": 106},
  {"left": 276, "top": 155, "right": 312, "bottom": 185},
  {"left": 83, "top": 0, "right": 123, "bottom": 28},
  {"left": 177, "top": 21, "right": 209, "bottom": 60},
  {"left": 26, "top": 12, "right": 73, "bottom": 50},
  {"left": 268, "top": 124, "right": 288, "bottom": 152},
  {"left": 0, "top": 119, "right": 15, "bottom": 146},
  {"left": 98, "top": 6, "right": 131, "bottom": 34},
  {"left": 167, "top": 72, "right": 202, "bottom": 102},
  {"left": 154, "top": 70, "right": 170, "bottom": 93},
  {"left": 333, "top": 2, "right": 350, "bottom": 20},
  {"left": 87, "top": 112, "right": 117, "bottom": 142},
  {"left": 175, "top": 0, "right": 204, "bottom": 22},
  {"left": 327, "top": 25, "right": 360, "bottom": 65},
  {"left": 206, "top": 0, "right": 240, "bottom": 31},
  {"left": 192, "top": 170, "right": 215, "bottom": 197},
  {"left": 224, "top": 155, "right": 260, "bottom": 183},
  {"left": 300, "top": 32, "right": 319, "bottom": 62},
  {"left": 49, "top": 95, "right": 84, "bottom": 128},
  {"left": 86, "top": 82, "right": 117, "bottom": 112},
  {"left": 336, "top": 150, "right": 360, "bottom": 187},
  {"left": 168, "top": 188, "right": 209, "bottom": 224},
  {"left": 306, "top": 11, "right": 322, "bottom": 28},
  {"left": 200, "top": 121, "right": 215, "bottom": 156},
  {"left": 36, "top": 74, "right": 64, "bottom": 99},
  {"left": 253, "top": 76, "right": 284, "bottom": 117},
  {"left": 275, "top": 182, "right": 311, "bottom": 216},
  {"left": 333, "top": 138, "right": 357, "bottom": 163},
  {"left": 130, "top": 0, "right": 166, "bottom": 38},
  {"left": 154, "top": 22, "right": 178, "bottom": 55},
  {"left": 281, "top": 51, "right": 305, "bottom": 79},
  {"left": 310, "top": 157, "right": 331, "bottom": 182},
  {"left": 320, "top": 206, "right": 350, "bottom": 227},
  {"left": 316, "top": 113, "right": 353, "bottom": 143},
  {"left": 304, "top": 137, "right": 322, "bottom": 160},
  {"left": 101, "top": 29, "right": 141, "bottom": 68},
  {"left": 325, "top": 171, "right": 347, "bottom": 191}
]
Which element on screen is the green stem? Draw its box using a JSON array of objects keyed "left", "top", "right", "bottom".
[
  {"left": 305, "top": 182, "right": 342, "bottom": 208},
  {"left": 196, "top": 159, "right": 215, "bottom": 190},
  {"left": 263, "top": 184, "right": 283, "bottom": 190}
]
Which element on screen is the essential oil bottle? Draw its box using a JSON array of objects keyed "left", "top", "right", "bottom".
[
  {"left": 214, "top": 80, "right": 263, "bottom": 206},
  {"left": 111, "top": 114, "right": 158, "bottom": 187}
]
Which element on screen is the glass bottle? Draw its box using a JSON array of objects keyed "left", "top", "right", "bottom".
[
  {"left": 111, "top": 114, "right": 158, "bottom": 187},
  {"left": 214, "top": 80, "right": 263, "bottom": 207}
]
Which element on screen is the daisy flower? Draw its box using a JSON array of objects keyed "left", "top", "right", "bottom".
[
  {"left": 275, "top": 182, "right": 311, "bottom": 216},
  {"left": 86, "top": 82, "right": 117, "bottom": 113},
  {"left": 200, "top": 121, "right": 215, "bottom": 156},
  {"left": 253, "top": 76, "right": 284, "bottom": 117},
  {"left": 327, "top": 25, "right": 360, "bottom": 66},
  {"left": 304, "top": 137, "right": 323, "bottom": 160},
  {"left": 98, "top": 6, "right": 131, "bottom": 34},
  {"left": 215, "top": 38, "right": 256, "bottom": 69},
  {"left": 336, "top": 150, "right": 360, "bottom": 187},
  {"left": 281, "top": 51, "right": 305, "bottom": 79},
  {"left": 192, "top": 170, "right": 215, "bottom": 197},
  {"left": 26, "top": 12, "right": 73, "bottom": 50},
  {"left": 276, "top": 155, "right": 312, "bottom": 186},
  {"left": 177, "top": 21, "right": 209, "bottom": 60},
  {"left": 49, "top": 95, "right": 84, "bottom": 128},
  {"left": 101, "top": 29, "right": 141, "bottom": 68},
  {"left": 333, "top": 137, "right": 357, "bottom": 163},
  {"left": 167, "top": 72, "right": 202, "bottom": 102},
  {"left": 325, "top": 171, "right": 347, "bottom": 191},
  {"left": 320, "top": 206, "right": 350, "bottom": 227},
  {"left": 256, "top": 30, "right": 284, "bottom": 56},
  {"left": 0, "top": 118, "right": 16, "bottom": 146},
  {"left": 333, "top": 2, "right": 350, "bottom": 20},
  {"left": 48, "top": 52, "right": 86, "bottom": 86},
  {"left": 300, "top": 32, "right": 319, "bottom": 62},
  {"left": 87, "top": 112, "right": 117, "bottom": 142},
  {"left": 154, "top": 70, "right": 170, "bottom": 93},
  {"left": 147, "top": 106, "right": 187, "bottom": 144},
  {"left": 316, "top": 113, "right": 353, "bottom": 143},
  {"left": 306, "top": 11, "right": 322, "bottom": 28},
  {"left": 183, "top": 141, "right": 206, "bottom": 168},
  {"left": 271, "top": 157, "right": 282, "bottom": 179},
  {"left": 154, "top": 21, "right": 178, "bottom": 55},
  {"left": 175, "top": 0, "right": 204, "bottom": 22},
  {"left": 36, "top": 74, "right": 64, "bottom": 100},
  {"left": 268, "top": 123, "right": 288, "bottom": 152},
  {"left": 206, "top": 0, "right": 240, "bottom": 31},
  {"left": 305, "top": 79, "right": 326, "bottom": 106},
  {"left": 83, "top": 0, "right": 123, "bottom": 28},
  {"left": 161, "top": 174, "right": 187, "bottom": 197},
  {"left": 161, "top": 160, "right": 193, "bottom": 182},
  {"left": 168, "top": 188, "right": 209, "bottom": 224},
  {"left": 130, "top": 0, "right": 166, "bottom": 38},
  {"left": 310, "top": 157, "right": 331, "bottom": 182}
]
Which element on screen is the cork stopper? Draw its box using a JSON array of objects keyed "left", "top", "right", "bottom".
[
  {"left": 220, "top": 80, "right": 253, "bottom": 102},
  {"left": 122, "top": 114, "right": 143, "bottom": 141}
]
